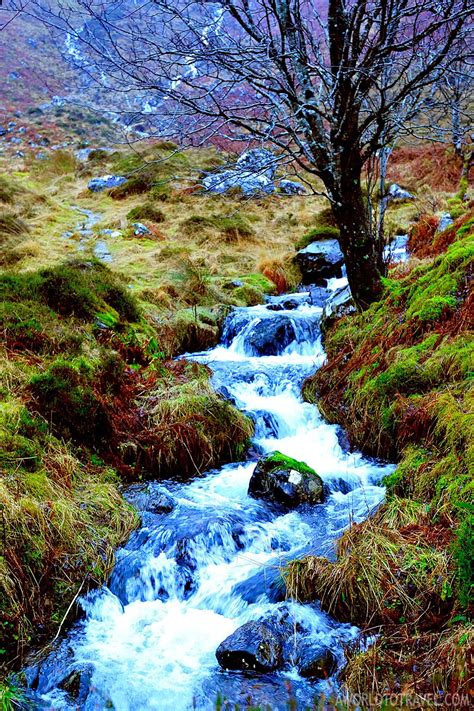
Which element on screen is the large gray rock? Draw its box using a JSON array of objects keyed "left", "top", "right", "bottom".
[
  {"left": 387, "top": 183, "right": 414, "bottom": 201},
  {"left": 279, "top": 179, "right": 306, "bottom": 195},
  {"left": 88, "top": 175, "right": 127, "bottom": 192},
  {"left": 245, "top": 314, "right": 297, "bottom": 355},
  {"left": 202, "top": 169, "right": 274, "bottom": 196},
  {"left": 202, "top": 148, "right": 277, "bottom": 196},
  {"left": 235, "top": 148, "right": 276, "bottom": 178},
  {"left": 321, "top": 284, "right": 356, "bottom": 333},
  {"left": 248, "top": 451, "right": 324, "bottom": 508},
  {"left": 216, "top": 620, "right": 283, "bottom": 672},
  {"left": 295, "top": 239, "right": 345, "bottom": 285}
]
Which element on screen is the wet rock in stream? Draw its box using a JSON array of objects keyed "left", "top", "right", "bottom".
[
  {"left": 216, "top": 620, "right": 283, "bottom": 672},
  {"left": 295, "top": 643, "right": 337, "bottom": 679},
  {"left": 245, "top": 315, "right": 297, "bottom": 355}
]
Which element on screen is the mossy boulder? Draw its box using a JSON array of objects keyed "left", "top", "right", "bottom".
[{"left": 248, "top": 451, "right": 324, "bottom": 507}]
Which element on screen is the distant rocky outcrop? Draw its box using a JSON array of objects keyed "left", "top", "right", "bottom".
[
  {"left": 248, "top": 451, "right": 324, "bottom": 507},
  {"left": 88, "top": 175, "right": 127, "bottom": 192},
  {"left": 202, "top": 148, "right": 275, "bottom": 196},
  {"left": 202, "top": 149, "right": 306, "bottom": 197}
]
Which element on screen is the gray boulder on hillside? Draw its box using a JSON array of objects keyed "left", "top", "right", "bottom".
[
  {"left": 235, "top": 148, "right": 276, "bottom": 178},
  {"left": 248, "top": 451, "right": 324, "bottom": 508},
  {"left": 279, "top": 179, "right": 306, "bottom": 195},
  {"left": 295, "top": 239, "right": 345, "bottom": 285},
  {"left": 202, "top": 169, "right": 274, "bottom": 196},
  {"left": 88, "top": 175, "right": 127, "bottom": 192},
  {"left": 202, "top": 148, "right": 277, "bottom": 196},
  {"left": 387, "top": 183, "right": 414, "bottom": 201}
]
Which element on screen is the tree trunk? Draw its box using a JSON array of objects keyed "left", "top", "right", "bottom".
[{"left": 331, "top": 165, "right": 386, "bottom": 311}]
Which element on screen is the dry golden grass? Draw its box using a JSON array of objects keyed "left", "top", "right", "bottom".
[{"left": 0, "top": 151, "right": 328, "bottom": 306}]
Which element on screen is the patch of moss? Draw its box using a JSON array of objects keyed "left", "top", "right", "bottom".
[
  {"left": 30, "top": 358, "right": 111, "bottom": 447},
  {"left": 126, "top": 203, "right": 165, "bottom": 223},
  {"left": 0, "top": 260, "right": 141, "bottom": 323},
  {"left": 263, "top": 451, "right": 319, "bottom": 478},
  {"left": 232, "top": 284, "right": 265, "bottom": 306},
  {"left": 295, "top": 225, "right": 340, "bottom": 250},
  {"left": 241, "top": 273, "right": 276, "bottom": 294}
]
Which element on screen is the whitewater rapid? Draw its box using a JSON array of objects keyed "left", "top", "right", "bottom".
[{"left": 27, "top": 280, "right": 395, "bottom": 710}]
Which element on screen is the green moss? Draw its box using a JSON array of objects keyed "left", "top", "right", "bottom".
[
  {"left": 241, "top": 273, "right": 276, "bottom": 294},
  {"left": 263, "top": 451, "right": 319, "bottom": 477},
  {"left": 0, "top": 260, "right": 141, "bottom": 323},
  {"left": 232, "top": 284, "right": 265, "bottom": 306},
  {"left": 383, "top": 446, "right": 430, "bottom": 497},
  {"left": 295, "top": 225, "right": 340, "bottom": 250},
  {"left": 126, "top": 203, "right": 165, "bottom": 223},
  {"left": 30, "top": 358, "right": 111, "bottom": 447},
  {"left": 452, "top": 507, "right": 474, "bottom": 609}
]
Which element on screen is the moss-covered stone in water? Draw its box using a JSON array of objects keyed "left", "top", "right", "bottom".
[{"left": 249, "top": 451, "right": 324, "bottom": 507}]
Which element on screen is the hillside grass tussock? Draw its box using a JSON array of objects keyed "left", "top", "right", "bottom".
[
  {"left": 292, "top": 206, "right": 473, "bottom": 701},
  {"left": 0, "top": 255, "right": 254, "bottom": 672}
]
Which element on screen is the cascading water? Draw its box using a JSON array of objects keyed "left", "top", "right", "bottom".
[{"left": 27, "top": 282, "right": 395, "bottom": 711}]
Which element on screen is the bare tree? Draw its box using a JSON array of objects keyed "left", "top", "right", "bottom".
[
  {"left": 27, "top": 0, "right": 472, "bottom": 308},
  {"left": 439, "top": 59, "right": 473, "bottom": 188}
]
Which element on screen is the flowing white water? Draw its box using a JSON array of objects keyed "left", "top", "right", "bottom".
[{"left": 29, "top": 286, "right": 395, "bottom": 710}]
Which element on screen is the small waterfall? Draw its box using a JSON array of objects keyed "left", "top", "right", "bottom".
[{"left": 28, "top": 283, "right": 395, "bottom": 711}]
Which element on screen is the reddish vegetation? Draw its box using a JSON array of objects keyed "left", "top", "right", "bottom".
[
  {"left": 410, "top": 209, "right": 474, "bottom": 259},
  {"left": 408, "top": 214, "right": 439, "bottom": 257},
  {"left": 260, "top": 263, "right": 290, "bottom": 294},
  {"left": 387, "top": 144, "right": 464, "bottom": 192}
]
